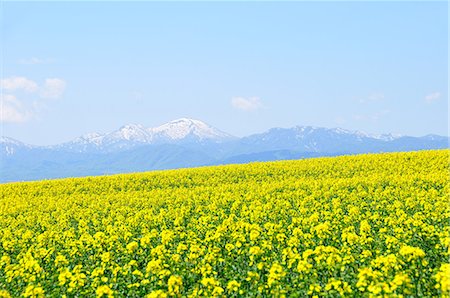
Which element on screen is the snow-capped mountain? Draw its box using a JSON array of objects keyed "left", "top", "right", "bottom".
[
  {"left": 237, "top": 126, "right": 372, "bottom": 154},
  {"left": 237, "top": 126, "right": 447, "bottom": 156},
  {"left": 100, "top": 124, "right": 153, "bottom": 151},
  {"left": 56, "top": 132, "right": 105, "bottom": 152},
  {"left": 316, "top": 127, "right": 400, "bottom": 141},
  {"left": 0, "top": 136, "right": 33, "bottom": 156},
  {"left": 1, "top": 120, "right": 448, "bottom": 182},
  {"left": 56, "top": 118, "right": 236, "bottom": 153},
  {"left": 151, "top": 118, "right": 234, "bottom": 142}
]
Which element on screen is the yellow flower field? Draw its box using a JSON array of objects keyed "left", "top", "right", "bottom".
[{"left": 0, "top": 150, "right": 449, "bottom": 297}]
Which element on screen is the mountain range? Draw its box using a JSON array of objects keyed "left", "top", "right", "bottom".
[{"left": 1, "top": 118, "right": 448, "bottom": 182}]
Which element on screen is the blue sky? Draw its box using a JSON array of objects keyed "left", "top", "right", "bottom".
[{"left": 1, "top": 1, "right": 447, "bottom": 145}]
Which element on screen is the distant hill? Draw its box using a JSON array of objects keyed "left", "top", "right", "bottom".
[{"left": 1, "top": 118, "right": 448, "bottom": 182}]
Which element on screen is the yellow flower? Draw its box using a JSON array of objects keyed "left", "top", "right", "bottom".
[
  {"left": 225, "top": 243, "right": 235, "bottom": 252},
  {"left": 434, "top": 264, "right": 450, "bottom": 293},
  {"left": 297, "top": 260, "right": 312, "bottom": 273},
  {"left": 249, "top": 246, "right": 262, "bottom": 255},
  {"left": 0, "top": 255, "right": 11, "bottom": 268},
  {"left": 308, "top": 283, "right": 321, "bottom": 295},
  {"left": 359, "top": 220, "right": 371, "bottom": 235},
  {"left": 126, "top": 241, "right": 139, "bottom": 253},
  {"left": 267, "top": 263, "right": 285, "bottom": 286},
  {"left": 58, "top": 269, "right": 72, "bottom": 286},
  {"left": 314, "top": 222, "right": 330, "bottom": 238},
  {"left": 250, "top": 229, "right": 260, "bottom": 241},
  {"left": 399, "top": 245, "right": 426, "bottom": 262},
  {"left": 146, "top": 290, "right": 167, "bottom": 298},
  {"left": 246, "top": 271, "right": 260, "bottom": 282},
  {"left": 201, "top": 277, "right": 218, "bottom": 288},
  {"left": 176, "top": 243, "right": 188, "bottom": 253},
  {"left": 22, "top": 285, "right": 45, "bottom": 298},
  {"left": 171, "top": 253, "right": 181, "bottom": 262},
  {"left": 91, "top": 267, "right": 105, "bottom": 278},
  {"left": 212, "top": 286, "right": 224, "bottom": 296},
  {"left": 168, "top": 275, "right": 183, "bottom": 295},
  {"left": 161, "top": 230, "right": 174, "bottom": 245},
  {"left": 132, "top": 269, "right": 143, "bottom": 277},
  {"left": 146, "top": 259, "right": 162, "bottom": 274},
  {"left": 390, "top": 272, "right": 410, "bottom": 291},
  {"left": 101, "top": 252, "right": 111, "bottom": 263},
  {"left": 227, "top": 280, "right": 240, "bottom": 292},
  {"left": 54, "top": 254, "right": 68, "bottom": 267},
  {"left": 96, "top": 285, "right": 114, "bottom": 298},
  {"left": 325, "top": 278, "right": 352, "bottom": 296}
]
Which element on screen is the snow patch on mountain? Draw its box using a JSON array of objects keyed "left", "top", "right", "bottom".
[
  {"left": 1, "top": 136, "right": 25, "bottom": 146},
  {"left": 0, "top": 136, "right": 33, "bottom": 156},
  {"left": 74, "top": 132, "right": 105, "bottom": 145},
  {"left": 368, "top": 133, "right": 401, "bottom": 141},
  {"left": 151, "top": 118, "right": 234, "bottom": 141},
  {"left": 292, "top": 126, "right": 401, "bottom": 141},
  {"left": 104, "top": 124, "right": 152, "bottom": 143}
]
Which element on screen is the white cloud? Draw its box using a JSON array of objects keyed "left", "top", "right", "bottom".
[
  {"left": 0, "top": 76, "right": 66, "bottom": 99},
  {"left": 18, "top": 57, "right": 53, "bottom": 65},
  {"left": 41, "top": 78, "right": 67, "bottom": 99},
  {"left": 0, "top": 76, "right": 67, "bottom": 123},
  {"left": 231, "top": 97, "right": 263, "bottom": 111},
  {"left": 0, "top": 94, "right": 30, "bottom": 123},
  {"left": 0, "top": 76, "right": 38, "bottom": 93},
  {"left": 425, "top": 92, "right": 441, "bottom": 103}
]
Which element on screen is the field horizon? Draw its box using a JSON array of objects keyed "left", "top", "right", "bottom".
[{"left": 1, "top": 149, "right": 448, "bottom": 185}]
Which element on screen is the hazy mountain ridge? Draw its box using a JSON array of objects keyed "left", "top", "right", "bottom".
[{"left": 1, "top": 118, "right": 448, "bottom": 182}]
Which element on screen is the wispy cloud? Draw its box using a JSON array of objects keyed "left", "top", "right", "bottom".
[
  {"left": 0, "top": 76, "right": 67, "bottom": 123},
  {"left": 41, "top": 78, "right": 67, "bottom": 99},
  {"left": 424, "top": 92, "right": 441, "bottom": 103},
  {"left": 0, "top": 76, "right": 39, "bottom": 93},
  {"left": 18, "top": 57, "right": 53, "bottom": 65},
  {"left": 0, "top": 94, "right": 30, "bottom": 123},
  {"left": 353, "top": 110, "right": 390, "bottom": 122},
  {"left": 231, "top": 97, "right": 264, "bottom": 111}
]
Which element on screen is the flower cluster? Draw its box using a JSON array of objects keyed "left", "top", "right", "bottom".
[{"left": 0, "top": 150, "right": 448, "bottom": 297}]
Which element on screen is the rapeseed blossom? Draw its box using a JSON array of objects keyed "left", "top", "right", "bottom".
[{"left": 0, "top": 150, "right": 448, "bottom": 296}]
